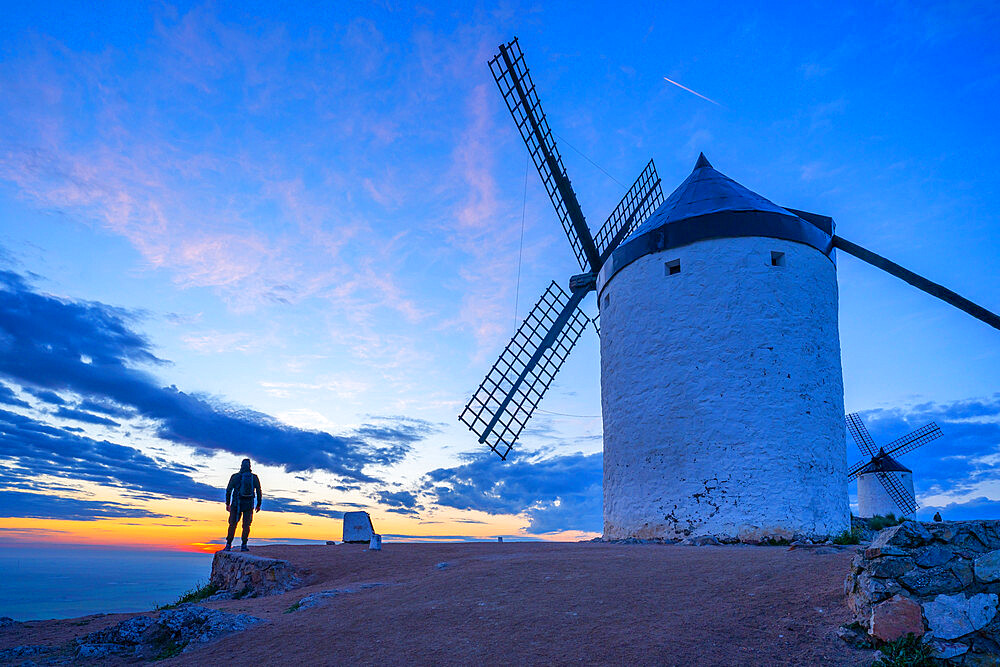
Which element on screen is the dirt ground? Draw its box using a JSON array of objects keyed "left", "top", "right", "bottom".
[{"left": 1, "top": 542, "right": 877, "bottom": 666}]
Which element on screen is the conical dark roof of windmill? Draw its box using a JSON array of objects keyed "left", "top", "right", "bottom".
[
  {"left": 626, "top": 153, "right": 801, "bottom": 239},
  {"left": 598, "top": 154, "right": 837, "bottom": 288},
  {"left": 856, "top": 449, "right": 912, "bottom": 475}
]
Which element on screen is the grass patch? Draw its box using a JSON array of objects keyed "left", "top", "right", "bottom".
[
  {"left": 152, "top": 638, "right": 186, "bottom": 662},
  {"left": 233, "top": 585, "right": 253, "bottom": 600},
  {"left": 873, "top": 633, "right": 935, "bottom": 666},
  {"left": 283, "top": 601, "right": 302, "bottom": 614},
  {"left": 832, "top": 528, "right": 863, "bottom": 545},
  {"left": 867, "top": 514, "right": 907, "bottom": 531},
  {"left": 156, "top": 581, "right": 219, "bottom": 610},
  {"left": 149, "top": 629, "right": 187, "bottom": 662}
]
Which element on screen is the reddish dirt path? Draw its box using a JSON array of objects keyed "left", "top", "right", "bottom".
[{"left": 180, "top": 542, "right": 872, "bottom": 666}]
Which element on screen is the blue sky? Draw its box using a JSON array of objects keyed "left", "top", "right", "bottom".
[{"left": 0, "top": 1, "right": 997, "bottom": 546}]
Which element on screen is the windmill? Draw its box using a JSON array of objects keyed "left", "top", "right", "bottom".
[
  {"left": 459, "top": 37, "right": 1000, "bottom": 541},
  {"left": 846, "top": 413, "right": 943, "bottom": 518}
]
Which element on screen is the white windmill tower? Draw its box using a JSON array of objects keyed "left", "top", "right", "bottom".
[
  {"left": 459, "top": 38, "right": 1000, "bottom": 542},
  {"left": 846, "top": 413, "right": 943, "bottom": 518},
  {"left": 597, "top": 154, "right": 848, "bottom": 540}
]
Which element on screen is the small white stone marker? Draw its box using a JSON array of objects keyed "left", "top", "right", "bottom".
[{"left": 369, "top": 534, "right": 382, "bottom": 551}]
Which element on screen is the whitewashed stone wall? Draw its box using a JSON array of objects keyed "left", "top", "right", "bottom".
[
  {"left": 858, "top": 471, "right": 916, "bottom": 518},
  {"left": 599, "top": 236, "right": 848, "bottom": 540}
]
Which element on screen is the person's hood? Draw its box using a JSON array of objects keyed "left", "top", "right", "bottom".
[{"left": 239, "top": 458, "right": 251, "bottom": 473}]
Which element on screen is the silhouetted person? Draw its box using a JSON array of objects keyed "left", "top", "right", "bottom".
[
  {"left": 225, "top": 458, "right": 262, "bottom": 552},
  {"left": 933, "top": 511, "right": 943, "bottom": 522}
]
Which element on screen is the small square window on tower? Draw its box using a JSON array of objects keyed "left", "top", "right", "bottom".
[
  {"left": 665, "top": 259, "right": 681, "bottom": 276},
  {"left": 770, "top": 251, "right": 786, "bottom": 267}
]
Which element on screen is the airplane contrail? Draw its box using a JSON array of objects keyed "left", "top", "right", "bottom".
[{"left": 663, "top": 76, "right": 723, "bottom": 107}]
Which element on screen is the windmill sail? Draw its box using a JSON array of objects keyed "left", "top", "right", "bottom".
[
  {"left": 594, "top": 160, "right": 664, "bottom": 262},
  {"left": 459, "top": 282, "right": 589, "bottom": 459},
  {"left": 489, "top": 38, "right": 600, "bottom": 272},
  {"left": 883, "top": 422, "right": 942, "bottom": 458},
  {"left": 464, "top": 38, "right": 666, "bottom": 460},
  {"left": 847, "top": 458, "right": 871, "bottom": 478},
  {"left": 875, "top": 470, "right": 918, "bottom": 515},
  {"left": 833, "top": 236, "right": 1000, "bottom": 332},
  {"left": 847, "top": 412, "right": 878, "bottom": 458}
]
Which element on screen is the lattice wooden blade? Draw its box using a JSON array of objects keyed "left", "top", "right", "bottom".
[
  {"left": 884, "top": 422, "right": 943, "bottom": 459},
  {"left": 594, "top": 160, "right": 663, "bottom": 263},
  {"left": 876, "top": 471, "right": 918, "bottom": 515},
  {"left": 846, "top": 412, "right": 878, "bottom": 458},
  {"left": 459, "top": 282, "right": 590, "bottom": 460},
  {"left": 489, "top": 38, "right": 599, "bottom": 272},
  {"left": 847, "top": 458, "right": 870, "bottom": 479}
]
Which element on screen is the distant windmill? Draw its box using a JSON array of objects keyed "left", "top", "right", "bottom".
[
  {"left": 459, "top": 37, "right": 1000, "bottom": 541},
  {"left": 846, "top": 413, "right": 943, "bottom": 518}
]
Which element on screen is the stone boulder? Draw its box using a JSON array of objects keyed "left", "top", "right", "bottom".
[
  {"left": 870, "top": 594, "right": 924, "bottom": 642},
  {"left": 922, "top": 593, "right": 998, "bottom": 640},
  {"left": 210, "top": 551, "right": 299, "bottom": 597},
  {"left": 343, "top": 511, "right": 376, "bottom": 543},
  {"left": 868, "top": 521, "right": 933, "bottom": 550},
  {"left": 975, "top": 550, "right": 1000, "bottom": 583},
  {"left": 915, "top": 544, "right": 954, "bottom": 569}
]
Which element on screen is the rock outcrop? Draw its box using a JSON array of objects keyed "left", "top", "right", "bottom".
[
  {"left": 290, "top": 583, "right": 387, "bottom": 611},
  {"left": 845, "top": 520, "right": 1000, "bottom": 662},
  {"left": 210, "top": 551, "right": 299, "bottom": 597},
  {"left": 73, "top": 605, "right": 264, "bottom": 660}
]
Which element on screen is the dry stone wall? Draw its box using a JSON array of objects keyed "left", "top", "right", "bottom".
[{"left": 845, "top": 520, "right": 1000, "bottom": 662}]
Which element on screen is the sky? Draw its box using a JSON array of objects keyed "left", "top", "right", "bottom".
[{"left": 0, "top": 1, "right": 997, "bottom": 551}]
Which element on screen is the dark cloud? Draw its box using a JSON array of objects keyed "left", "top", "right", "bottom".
[
  {"left": 53, "top": 406, "right": 120, "bottom": 427},
  {"left": 0, "top": 407, "right": 352, "bottom": 521},
  {"left": 422, "top": 451, "right": 602, "bottom": 533},
  {"left": 0, "top": 490, "right": 167, "bottom": 521},
  {"left": 0, "top": 383, "right": 29, "bottom": 408},
  {"left": 76, "top": 398, "right": 136, "bottom": 419},
  {"left": 376, "top": 490, "right": 420, "bottom": 509},
  {"left": 376, "top": 489, "right": 422, "bottom": 516},
  {"left": 27, "top": 388, "right": 68, "bottom": 406},
  {"left": 0, "top": 270, "right": 438, "bottom": 480},
  {"left": 0, "top": 407, "right": 221, "bottom": 502},
  {"left": 264, "top": 497, "right": 344, "bottom": 519}
]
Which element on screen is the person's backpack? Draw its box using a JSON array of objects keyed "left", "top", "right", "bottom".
[{"left": 239, "top": 472, "right": 254, "bottom": 498}]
